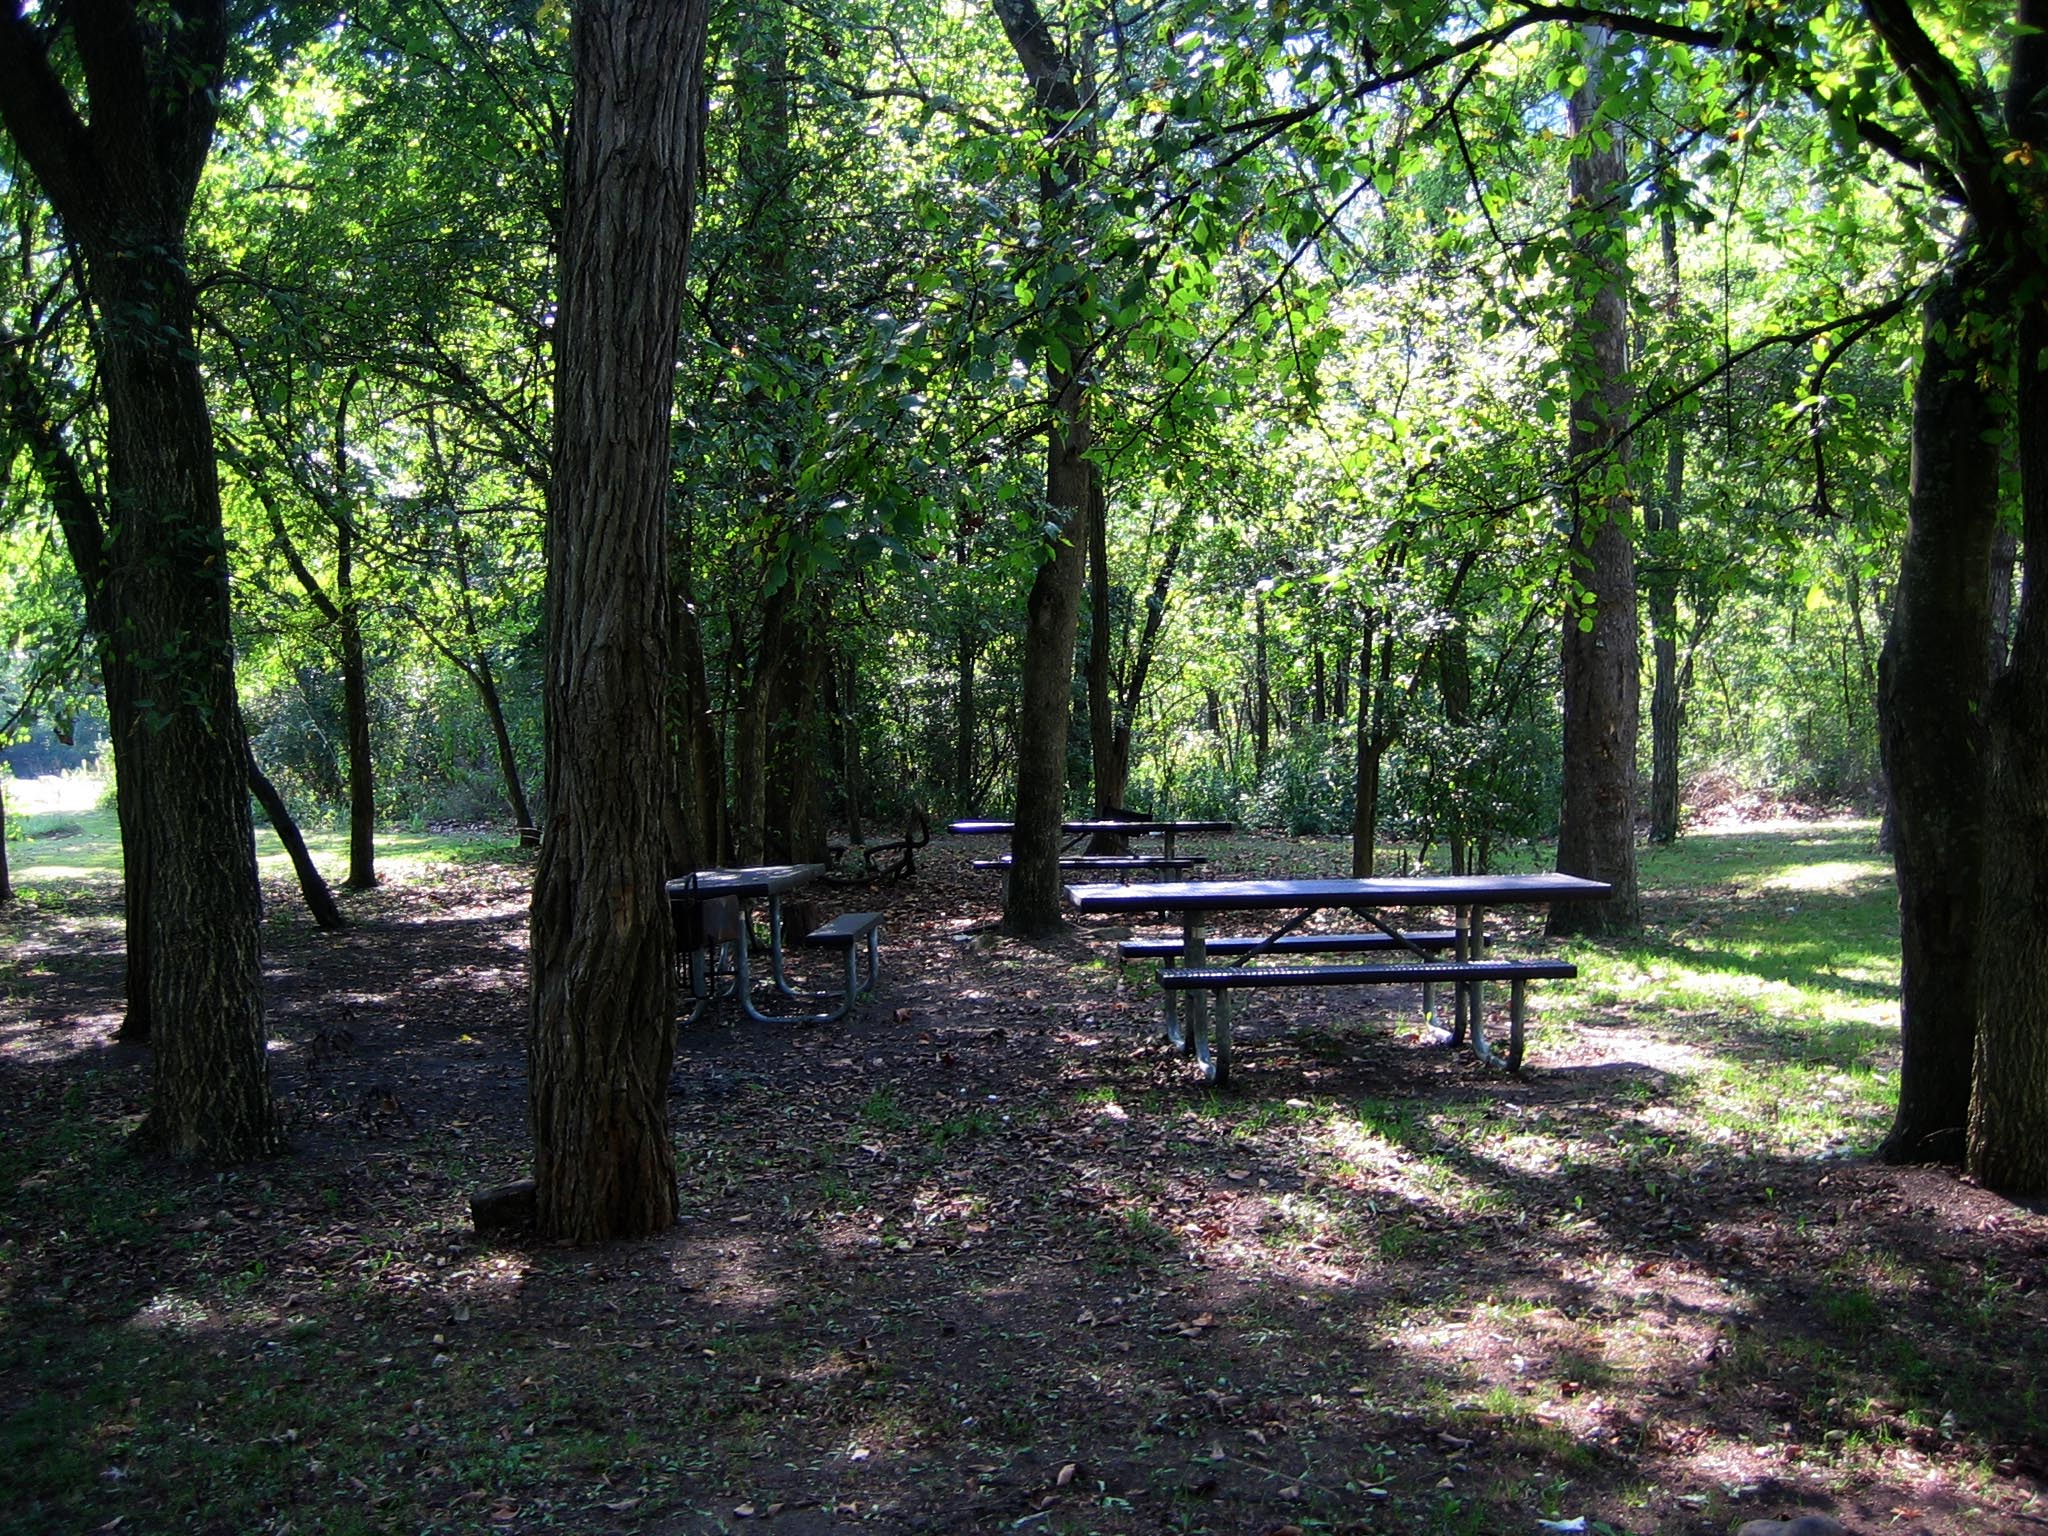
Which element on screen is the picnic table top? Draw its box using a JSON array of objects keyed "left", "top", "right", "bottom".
[
  {"left": 948, "top": 818, "right": 1236, "bottom": 836},
  {"left": 666, "top": 864, "right": 825, "bottom": 899},
  {"left": 1065, "top": 872, "right": 1614, "bottom": 914}
]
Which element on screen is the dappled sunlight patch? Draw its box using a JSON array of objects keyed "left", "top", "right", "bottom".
[
  {"left": 128, "top": 1289, "right": 213, "bottom": 1331},
  {"left": 1759, "top": 858, "right": 1891, "bottom": 895},
  {"left": 11, "top": 858, "right": 108, "bottom": 880},
  {"left": 0, "top": 1007, "right": 123, "bottom": 1062}
]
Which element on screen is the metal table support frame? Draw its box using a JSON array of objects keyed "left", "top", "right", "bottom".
[{"left": 670, "top": 866, "right": 873, "bottom": 1026}]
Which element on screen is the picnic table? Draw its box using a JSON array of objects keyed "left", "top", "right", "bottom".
[
  {"left": 949, "top": 818, "right": 1234, "bottom": 859},
  {"left": 951, "top": 818, "right": 1235, "bottom": 887},
  {"left": 667, "top": 864, "right": 882, "bottom": 1026},
  {"left": 1067, "top": 872, "right": 1611, "bottom": 1084}
]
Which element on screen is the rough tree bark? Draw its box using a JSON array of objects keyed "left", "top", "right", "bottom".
[
  {"left": 0, "top": 0, "right": 276, "bottom": 1158},
  {"left": 1966, "top": 0, "right": 2048, "bottom": 1193},
  {"left": 1873, "top": 264, "right": 1997, "bottom": 1166},
  {"left": 528, "top": 0, "right": 708, "bottom": 1242},
  {"left": 994, "top": 0, "right": 1095, "bottom": 936},
  {"left": 1549, "top": 23, "right": 1641, "bottom": 938}
]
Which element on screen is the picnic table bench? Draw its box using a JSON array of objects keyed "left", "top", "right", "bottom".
[{"left": 1070, "top": 873, "right": 1610, "bottom": 1084}]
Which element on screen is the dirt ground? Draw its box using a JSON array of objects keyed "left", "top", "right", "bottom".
[{"left": 3, "top": 832, "right": 2046, "bottom": 1535}]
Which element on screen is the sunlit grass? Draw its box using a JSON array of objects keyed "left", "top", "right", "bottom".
[
  {"left": 3, "top": 771, "right": 521, "bottom": 890},
  {"left": 1570, "top": 820, "right": 1898, "bottom": 1029}
]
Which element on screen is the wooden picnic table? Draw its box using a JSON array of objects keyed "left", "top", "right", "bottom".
[{"left": 1067, "top": 872, "right": 1611, "bottom": 1083}]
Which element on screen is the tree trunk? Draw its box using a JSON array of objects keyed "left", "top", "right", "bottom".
[
  {"left": 1875, "top": 260, "right": 1999, "bottom": 1168},
  {"left": 1098, "top": 535, "right": 1180, "bottom": 821},
  {"left": 1970, "top": 494, "right": 2048, "bottom": 1192},
  {"left": 667, "top": 578, "right": 723, "bottom": 872},
  {"left": 2, "top": 0, "right": 276, "bottom": 1158},
  {"left": 995, "top": 0, "right": 1095, "bottom": 937},
  {"left": 337, "top": 514, "right": 377, "bottom": 888},
  {"left": 246, "top": 744, "right": 344, "bottom": 931},
  {"left": 0, "top": 341, "right": 154, "bottom": 1037},
  {"left": 1965, "top": 3, "right": 2048, "bottom": 1193},
  {"left": 765, "top": 588, "right": 831, "bottom": 865},
  {"left": 1349, "top": 623, "right": 1394, "bottom": 877},
  {"left": 732, "top": 584, "right": 786, "bottom": 867},
  {"left": 473, "top": 651, "right": 533, "bottom": 836},
  {"left": 954, "top": 624, "right": 978, "bottom": 813},
  {"left": 528, "top": 0, "right": 707, "bottom": 1243},
  {"left": 840, "top": 653, "right": 866, "bottom": 847},
  {"left": 1989, "top": 525, "right": 2018, "bottom": 675},
  {"left": 101, "top": 254, "right": 273, "bottom": 1156},
  {"left": 1646, "top": 208, "right": 1686, "bottom": 847},
  {"left": 1005, "top": 420, "right": 1092, "bottom": 933},
  {"left": 1549, "top": 24, "right": 1641, "bottom": 938},
  {"left": 1440, "top": 620, "right": 1472, "bottom": 875},
  {"left": 1086, "top": 474, "right": 1114, "bottom": 814},
  {"left": 1252, "top": 589, "right": 1272, "bottom": 776}
]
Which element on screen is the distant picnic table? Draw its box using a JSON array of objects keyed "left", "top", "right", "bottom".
[
  {"left": 950, "top": 818, "right": 1235, "bottom": 885},
  {"left": 1069, "top": 872, "right": 1610, "bottom": 1084}
]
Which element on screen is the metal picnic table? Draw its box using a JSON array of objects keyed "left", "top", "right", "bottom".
[{"left": 1068, "top": 872, "right": 1611, "bottom": 1081}]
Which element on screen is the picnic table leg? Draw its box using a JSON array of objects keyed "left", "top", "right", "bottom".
[
  {"left": 1207, "top": 985, "right": 1231, "bottom": 1086},
  {"left": 1471, "top": 903, "right": 1490, "bottom": 1060},
  {"left": 1180, "top": 913, "right": 1208, "bottom": 1061},
  {"left": 726, "top": 900, "right": 852, "bottom": 1025},
  {"left": 763, "top": 894, "right": 805, "bottom": 997}
]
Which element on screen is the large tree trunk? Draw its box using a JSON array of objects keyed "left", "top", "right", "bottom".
[
  {"left": 1005, "top": 416, "right": 1092, "bottom": 933},
  {"left": 1970, "top": 521, "right": 2048, "bottom": 1189},
  {"left": 2, "top": 0, "right": 276, "bottom": 1158},
  {"left": 1965, "top": 4, "right": 2048, "bottom": 1193},
  {"left": 99, "top": 245, "right": 273, "bottom": 1156},
  {"left": 996, "top": 0, "right": 1095, "bottom": 937},
  {"left": 1875, "top": 261, "right": 1999, "bottom": 1168},
  {"left": 1549, "top": 24, "right": 1641, "bottom": 938},
  {"left": 528, "top": 0, "right": 707, "bottom": 1243}
]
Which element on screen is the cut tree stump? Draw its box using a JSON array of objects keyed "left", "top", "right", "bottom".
[{"left": 470, "top": 1178, "right": 537, "bottom": 1233}]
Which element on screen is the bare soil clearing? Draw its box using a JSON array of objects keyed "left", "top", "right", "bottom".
[{"left": 2, "top": 830, "right": 2044, "bottom": 1535}]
